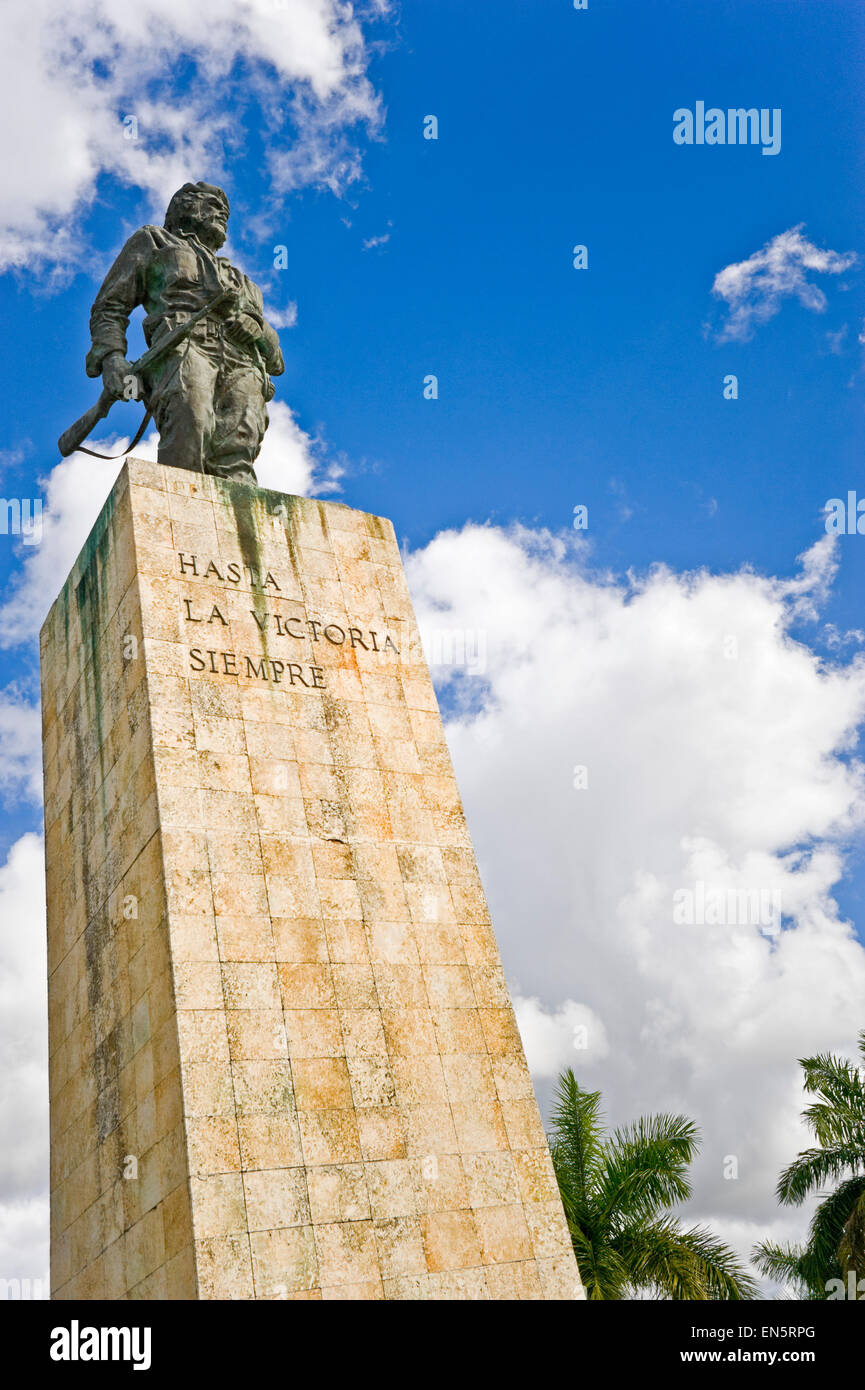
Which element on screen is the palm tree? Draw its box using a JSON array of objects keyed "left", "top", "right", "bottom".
[
  {"left": 548, "top": 1069, "right": 757, "bottom": 1299},
  {"left": 753, "top": 1031, "right": 865, "bottom": 1299}
]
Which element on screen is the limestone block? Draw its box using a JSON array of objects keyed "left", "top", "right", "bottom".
[{"left": 41, "top": 458, "right": 584, "bottom": 1300}]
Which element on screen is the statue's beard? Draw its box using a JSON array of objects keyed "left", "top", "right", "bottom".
[{"left": 182, "top": 215, "right": 227, "bottom": 251}]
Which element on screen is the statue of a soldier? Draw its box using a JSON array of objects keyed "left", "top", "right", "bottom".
[{"left": 73, "top": 181, "right": 284, "bottom": 485}]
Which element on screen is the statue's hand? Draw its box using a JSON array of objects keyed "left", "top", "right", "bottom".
[
  {"left": 102, "top": 352, "right": 139, "bottom": 400},
  {"left": 224, "top": 313, "right": 262, "bottom": 349}
]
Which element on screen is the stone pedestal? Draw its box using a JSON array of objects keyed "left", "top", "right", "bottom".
[{"left": 40, "top": 458, "right": 582, "bottom": 1300}]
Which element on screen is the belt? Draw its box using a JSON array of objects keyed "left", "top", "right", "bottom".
[{"left": 193, "top": 318, "right": 223, "bottom": 342}]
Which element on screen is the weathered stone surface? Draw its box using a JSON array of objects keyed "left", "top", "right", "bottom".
[{"left": 41, "top": 458, "right": 583, "bottom": 1300}]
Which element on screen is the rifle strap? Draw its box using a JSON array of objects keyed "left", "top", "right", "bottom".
[
  {"left": 75, "top": 406, "right": 153, "bottom": 460},
  {"left": 73, "top": 337, "right": 188, "bottom": 458}
]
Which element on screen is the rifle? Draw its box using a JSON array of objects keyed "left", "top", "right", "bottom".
[{"left": 58, "top": 287, "right": 233, "bottom": 458}]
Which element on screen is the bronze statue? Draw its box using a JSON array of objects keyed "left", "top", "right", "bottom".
[{"left": 59, "top": 182, "right": 284, "bottom": 485}]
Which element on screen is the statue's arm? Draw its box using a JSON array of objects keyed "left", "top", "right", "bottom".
[
  {"left": 237, "top": 278, "right": 284, "bottom": 377},
  {"left": 85, "top": 228, "right": 154, "bottom": 379},
  {"left": 258, "top": 316, "right": 285, "bottom": 377}
]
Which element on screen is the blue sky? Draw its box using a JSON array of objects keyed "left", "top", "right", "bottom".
[
  {"left": 1, "top": 0, "right": 865, "bottom": 1282},
  {"left": 4, "top": 0, "right": 865, "bottom": 884}
]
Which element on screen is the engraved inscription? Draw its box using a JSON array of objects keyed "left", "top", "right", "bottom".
[{"left": 177, "top": 551, "right": 401, "bottom": 686}]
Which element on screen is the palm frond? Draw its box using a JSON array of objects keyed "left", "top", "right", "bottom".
[
  {"left": 548, "top": 1069, "right": 606, "bottom": 1220},
  {"left": 597, "top": 1114, "right": 698, "bottom": 1227},
  {"left": 799, "top": 1051, "right": 865, "bottom": 1124},
  {"left": 570, "top": 1233, "right": 632, "bottom": 1300},
  {"left": 616, "top": 1217, "right": 757, "bottom": 1300},
  {"left": 776, "top": 1144, "right": 863, "bottom": 1206},
  {"left": 614, "top": 1217, "right": 708, "bottom": 1300},
  {"left": 835, "top": 1182, "right": 865, "bottom": 1280},
  {"left": 674, "top": 1224, "right": 759, "bottom": 1300},
  {"left": 752, "top": 1240, "right": 828, "bottom": 1299},
  {"left": 800, "top": 1099, "right": 865, "bottom": 1151},
  {"left": 804, "top": 1174, "right": 865, "bottom": 1278}
]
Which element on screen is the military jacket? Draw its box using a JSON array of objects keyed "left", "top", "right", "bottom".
[{"left": 86, "top": 225, "right": 284, "bottom": 380}]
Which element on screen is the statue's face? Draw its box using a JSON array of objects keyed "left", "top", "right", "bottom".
[{"left": 178, "top": 186, "right": 229, "bottom": 250}]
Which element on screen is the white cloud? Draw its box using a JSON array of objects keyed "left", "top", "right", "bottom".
[
  {"left": 711, "top": 226, "right": 857, "bottom": 343},
  {"left": 0, "top": 833, "right": 49, "bottom": 1288},
  {"left": 263, "top": 301, "right": 299, "bottom": 330},
  {"left": 0, "top": 447, "right": 29, "bottom": 475},
  {"left": 0, "top": 445, "right": 133, "bottom": 649},
  {"left": 825, "top": 325, "right": 848, "bottom": 355},
  {"left": 406, "top": 522, "right": 865, "bottom": 1264},
  {"left": 780, "top": 532, "right": 839, "bottom": 621},
  {"left": 255, "top": 401, "right": 343, "bottom": 496},
  {"left": 0, "top": 695, "right": 42, "bottom": 805},
  {"left": 0, "top": 0, "right": 389, "bottom": 275},
  {"left": 514, "top": 995, "right": 610, "bottom": 1078}
]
